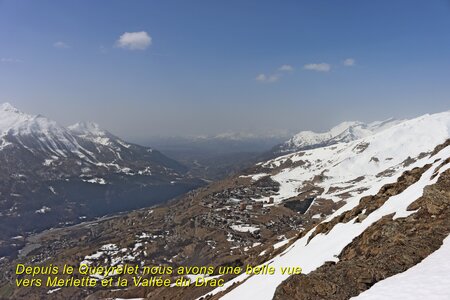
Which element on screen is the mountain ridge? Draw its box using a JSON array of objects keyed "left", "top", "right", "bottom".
[{"left": 273, "top": 117, "right": 404, "bottom": 155}]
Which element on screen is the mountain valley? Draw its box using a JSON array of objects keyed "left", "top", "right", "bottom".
[{"left": 1, "top": 109, "right": 449, "bottom": 300}]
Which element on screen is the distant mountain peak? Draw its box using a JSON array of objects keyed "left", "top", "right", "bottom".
[
  {"left": 213, "top": 132, "right": 258, "bottom": 140},
  {"left": 0, "top": 102, "right": 187, "bottom": 172},
  {"left": 328, "top": 120, "right": 363, "bottom": 135},
  {"left": 274, "top": 118, "right": 402, "bottom": 154},
  {"left": 0, "top": 102, "right": 21, "bottom": 113},
  {"left": 191, "top": 131, "right": 293, "bottom": 141},
  {"left": 68, "top": 121, "right": 106, "bottom": 137}
]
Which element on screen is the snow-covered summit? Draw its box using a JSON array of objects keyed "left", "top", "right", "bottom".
[
  {"left": 0, "top": 103, "right": 170, "bottom": 168},
  {"left": 0, "top": 102, "right": 21, "bottom": 113},
  {"left": 0, "top": 104, "right": 107, "bottom": 142},
  {"left": 276, "top": 118, "right": 403, "bottom": 154},
  {"left": 0, "top": 102, "right": 72, "bottom": 142},
  {"left": 68, "top": 121, "right": 108, "bottom": 137},
  {"left": 0, "top": 103, "right": 29, "bottom": 134}
]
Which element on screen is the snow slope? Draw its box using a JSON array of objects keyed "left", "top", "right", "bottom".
[
  {"left": 202, "top": 144, "right": 450, "bottom": 300},
  {"left": 198, "top": 111, "right": 450, "bottom": 299},
  {"left": 254, "top": 112, "right": 450, "bottom": 205},
  {"left": 352, "top": 236, "right": 450, "bottom": 300}
]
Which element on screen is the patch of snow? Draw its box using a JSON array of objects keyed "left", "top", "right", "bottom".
[
  {"left": 252, "top": 173, "right": 269, "bottom": 181},
  {"left": 138, "top": 167, "right": 152, "bottom": 175},
  {"left": 35, "top": 206, "right": 51, "bottom": 214},
  {"left": 133, "top": 242, "right": 143, "bottom": 252},
  {"left": 47, "top": 288, "right": 61, "bottom": 294},
  {"left": 116, "top": 139, "right": 131, "bottom": 148},
  {"left": 49, "top": 186, "right": 56, "bottom": 195},
  {"left": 100, "top": 244, "right": 119, "bottom": 251},
  {"left": 137, "top": 233, "right": 152, "bottom": 239},
  {"left": 82, "top": 178, "right": 107, "bottom": 185},
  {"left": 83, "top": 251, "right": 104, "bottom": 261},
  {"left": 273, "top": 238, "right": 291, "bottom": 250},
  {"left": 230, "top": 225, "right": 260, "bottom": 233}
]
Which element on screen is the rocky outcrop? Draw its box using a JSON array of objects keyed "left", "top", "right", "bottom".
[
  {"left": 307, "top": 164, "right": 431, "bottom": 243},
  {"left": 273, "top": 165, "right": 450, "bottom": 300}
]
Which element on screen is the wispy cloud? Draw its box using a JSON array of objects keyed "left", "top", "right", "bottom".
[
  {"left": 1, "top": 58, "right": 22, "bottom": 63},
  {"left": 53, "top": 41, "right": 70, "bottom": 49},
  {"left": 255, "top": 73, "right": 280, "bottom": 83},
  {"left": 256, "top": 64, "right": 294, "bottom": 83},
  {"left": 116, "top": 31, "right": 152, "bottom": 50},
  {"left": 278, "top": 64, "right": 294, "bottom": 72},
  {"left": 304, "top": 63, "right": 331, "bottom": 72},
  {"left": 343, "top": 58, "right": 355, "bottom": 66},
  {"left": 255, "top": 74, "right": 266, "bottom": 81}
]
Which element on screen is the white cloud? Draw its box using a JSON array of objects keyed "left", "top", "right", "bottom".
[
  {"left": 1, "top": 58, "right": 22, "bottom": 63},
  {"left": 343, "top": 58, "right": 355, "bottom": 66},
  {"left": 116, "top": 31, "right": 152, "bottom": 50},
  {"left": 256, "top": 64, "right": 294, "bottom": 83},
  {"left": 53, "top": 41, "right": 70, "bottom": 49},
  {"left": 255, "top": 74, "right": 267, "bottom": 81},
  {"left": 278, "top": 64, "right": 294, "bottom": 72},
  {"left": 255, "top": 73, "right": 279, "bottom": 83},
  {"left": 304, "top": 63, "right": 331, "bottom": 72}
]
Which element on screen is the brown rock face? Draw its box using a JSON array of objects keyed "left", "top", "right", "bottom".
[{"left": 273, "top": 165, "right": 450, "bottom": 300}]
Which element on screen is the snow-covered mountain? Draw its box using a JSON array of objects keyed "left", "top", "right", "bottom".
[
  {"left": 0, "top": 102, "right": 84, "bottom": 155},
  {"left": 199, "top": 111, "right": 450, "bottom": 299},
  {"left": 274, "top": 118, "right": 403, "bottom": 154},
  {"left": 0, "top": 103, "right": 202, "bottom": 250},
  {"left": 0, "top": 103, "right": 185, "bottom": 173}
]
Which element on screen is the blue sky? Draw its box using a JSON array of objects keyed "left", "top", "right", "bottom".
[{"left": 1, "top": 0, "right": 449, "bottom": 140}]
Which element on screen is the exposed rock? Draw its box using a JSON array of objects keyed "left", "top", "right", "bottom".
[{"left": 308, "top": 164, "right": 431, "bottom": 243}]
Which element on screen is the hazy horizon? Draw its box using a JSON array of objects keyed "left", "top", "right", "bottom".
[
  {"left": 3, "top": 100, "right": 449, "bottom": 146},
  {"left": 1, "top": 1, "right": 450, "bottom": 141}
]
